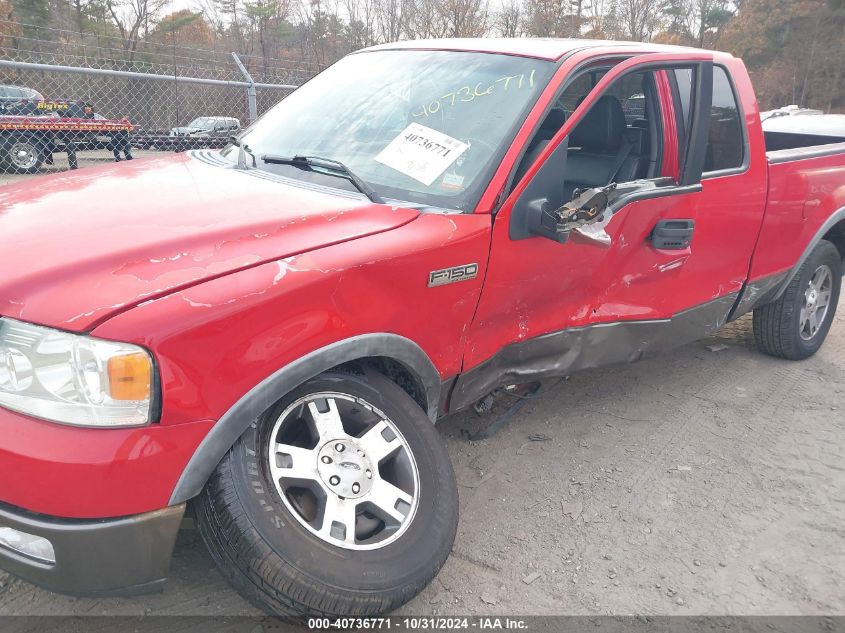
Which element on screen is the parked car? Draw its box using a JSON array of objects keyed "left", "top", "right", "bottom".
[
  {"left": 0, "top": 85, "right": 44, "bottom": 103},
  {"left": 1, "top": 39, "right": 845, "bottom": 620},
  {"left": 169, "top": 116, "right": 241, "bottom": 138},
  {"left": 0, "top": 85, "right": 44, "bottom": 117},
  {"left": 0, "top": 85, "right": 44, "bottom": 102}
]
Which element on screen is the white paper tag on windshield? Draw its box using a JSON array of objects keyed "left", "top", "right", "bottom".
[{"left": 375, "top": 123, "right": 469, "bottom": 186}]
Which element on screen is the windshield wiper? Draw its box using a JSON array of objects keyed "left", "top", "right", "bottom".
[
  {"left": 228, "top": 136, "right": 255, "bottom": 169},
  {"left": 261, "top": 154, "right": 384, "bottom": 204}
]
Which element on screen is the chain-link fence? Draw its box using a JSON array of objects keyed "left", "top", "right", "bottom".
[
  {"left": 0, "top": 20, "right": 320, "bottom": 83},
  {"left": 0, "top": 23, "right": 317, "bottom": 175}
]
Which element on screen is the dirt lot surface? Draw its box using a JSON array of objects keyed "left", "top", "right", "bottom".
[
  {"left": 1, "top": 309, "right": 843, "bottom": 621},
  {"left": 1, "top": 164, "right": 843, "bottom": 622}
]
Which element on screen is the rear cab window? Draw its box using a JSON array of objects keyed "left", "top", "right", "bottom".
[{"left": 703, "top": 66, "right": 745, "bottom": 174}]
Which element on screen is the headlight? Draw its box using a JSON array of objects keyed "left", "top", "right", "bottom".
[{"left": 0, "top": 318, "right": 155, "bottom": 427}]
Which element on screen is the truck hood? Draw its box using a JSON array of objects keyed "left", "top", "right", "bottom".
[{"left": 0, "top": 152, "right": 419, "bottom": 331}]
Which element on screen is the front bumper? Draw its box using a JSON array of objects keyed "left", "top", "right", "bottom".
[
  {"left": 0, "top": 405, "right": 213, "bottom": 518},
  {"left": 0, "top": 501, "right": 184, "bottom": 596}
]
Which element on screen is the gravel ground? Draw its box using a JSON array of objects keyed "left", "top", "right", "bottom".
[
  {"left": 1, "top": 163, "right": 843, "bottom": 622},
  {"left": 1, "top": 310, "right": 842, "bottom": 620}
]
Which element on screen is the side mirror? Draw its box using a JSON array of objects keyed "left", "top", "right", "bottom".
[
  {"left": 524, "top": 197, "right": 571, "bottom": 243},
  {"left": 509, "top": 136, "right": 569, "bottom": 242},
  {"left": 525, "top": 184, "right": 615, "bottom": 243}
]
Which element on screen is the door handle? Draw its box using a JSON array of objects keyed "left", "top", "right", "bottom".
[{"left": 651, "top": 219, "right": 695, "bottom": 250}]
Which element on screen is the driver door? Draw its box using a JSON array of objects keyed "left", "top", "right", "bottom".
[{"left": 452, "top": 53, "right": 726, "bottom": 410}]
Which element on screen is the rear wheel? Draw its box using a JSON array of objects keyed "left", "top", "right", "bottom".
[
  {"left": 1, "top": 133, "right": 44, "bottom": 174},
  {"left": 195, "top": 370, "right": 458, "bottom": 619},
  {"left": 753, "top": 239, "right": 842, "bottom": 359}
]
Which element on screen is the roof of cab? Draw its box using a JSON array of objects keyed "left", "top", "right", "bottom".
[{"left": 360, "top": 38, "right": 712, "bottom": 61}]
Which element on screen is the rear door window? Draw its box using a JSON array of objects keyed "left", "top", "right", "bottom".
[{"left": 704, "top": 67, "right": 744, "bottom": 173}]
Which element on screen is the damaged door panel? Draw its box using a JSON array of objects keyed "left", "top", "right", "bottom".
[
  {"left": 451, "top": 292, "right": 737, "bottom": 412},
  {"left": 463, "top": 54, "right": 720, "bottom": 381}
]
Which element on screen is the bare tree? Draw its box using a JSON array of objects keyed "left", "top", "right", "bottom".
[
  {"left": 403, "top": 0, "right": 449, "bottom": 38},
  {"left": 106, "top": 0, "right": 167, "bottom": 61},
  {"left": 437, "top": 0, "right": 490, "bottom": 36},
  {"left": 194, "top": 0, "right": 228, "bottom": 35},
  {"left": 245, "top": 0, "right": 292, "bottom": 71},
  {"left": 523, "top": 0, "right": 569, "bottom": 36},
  {"left": 570, "top": 0, "right": 586, "bottom": 35},
  {"left": 496, "top": 0, "right": 524, "bottom": 36},
  {"left": 344, "top": 0, "right": 377, "bottom": 47},
  {"left": 693, "top": 0, "right": 734, "bottom": 45},
  {"left": 373, "top": 0, "right": 410, "bottom": 40},
  {"left": 617, "top": 0, "right": 662, "bottom": 40},
  {"left": 216, "top": 0, "right": 249, "bottom": 53},
  {"left": 583, "top": 0, "right": 613, "bottom": 36},
  {"left": 294, "top": 0, "right": 349, "bottom": 66}
]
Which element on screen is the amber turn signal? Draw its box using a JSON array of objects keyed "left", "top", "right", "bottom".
[{"left": 107, "top": 352, "right": 152, "bottom": 401}]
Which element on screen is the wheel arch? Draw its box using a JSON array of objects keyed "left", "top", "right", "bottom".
[
  {"left": 169, "top": 333, "right": 441, "bottom": 505},
  {"left": 773, "top": 206, "right": 845, "bottom": 301},
  {"left": 341, "top": 356, "right": 429, "bottom": 414},
  {"left": 823, "top": 216, "right": 845, "bottom": 263}
]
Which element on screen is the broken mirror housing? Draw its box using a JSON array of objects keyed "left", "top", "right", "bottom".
[{"left": 529, "top": 183, "right": 616, "bottom": 243}]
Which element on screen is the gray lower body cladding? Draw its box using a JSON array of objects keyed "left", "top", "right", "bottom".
[
  {"left": 448, "top": 293, "right": 739, "bottom": 413},
  {"left": 0, "top": 501, "right": 185, "bottom": 597},
  {"left": 728, "top": 272, "right": 789, "bottom": 321}
]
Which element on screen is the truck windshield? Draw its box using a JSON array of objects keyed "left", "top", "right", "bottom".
[
  {"left": 229, "top": 50, "right": 554, "bottom": 211},
  {"left": 190, "top": 118, "right": 216, "bottom": 129}
]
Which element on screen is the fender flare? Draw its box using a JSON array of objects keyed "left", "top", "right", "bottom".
[
  {"left": 772, "top": 206, "right": 845, "bottom": 300},
  {"left": 169, "top": 333, "right": 441, "bottom": 505}
]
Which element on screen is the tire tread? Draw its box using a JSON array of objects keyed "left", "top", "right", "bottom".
[
  {"left": 753, "top": 240, "right": 841, "bottom": 360},
  {"left": 195, "top": 372, "right": 457, "bottom": 621}
]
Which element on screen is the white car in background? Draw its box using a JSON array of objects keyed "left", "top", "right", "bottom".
[
  {"left": 0, "top": 85, "right": 44, "bottom": 104},
  {"left": 169, "top": 116, "right": 241, "bottom": 138}
]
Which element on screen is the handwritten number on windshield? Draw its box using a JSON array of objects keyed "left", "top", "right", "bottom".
[{"left": 412, "top": 70, "right": 536, "bottom": 118}]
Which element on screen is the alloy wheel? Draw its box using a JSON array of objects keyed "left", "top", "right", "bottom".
[
  {"left": 267, "top": 392, "right": 420, "bottom": 550},
  {"left": 799, "top": 264, "right": 833, "bottom": 341}
]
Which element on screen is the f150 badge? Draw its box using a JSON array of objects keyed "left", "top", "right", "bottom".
[{"left": 428, "top": 263, "right": 479, "bottom": 287}]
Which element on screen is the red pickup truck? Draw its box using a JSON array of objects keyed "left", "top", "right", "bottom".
[{"left": 1, "top": 38, "right": 844, "bottom": 619}]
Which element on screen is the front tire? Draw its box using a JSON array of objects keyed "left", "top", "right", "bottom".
[
  {"left": 753, "top": 239, "right": 841, "bottom": 359},
  {"left": 195, "top": 370, "right": 458, "bottom": 619}
]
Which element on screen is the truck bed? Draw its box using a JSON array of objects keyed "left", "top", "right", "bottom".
[
  {"left": 765, "top": 130, "right": 845, "bottom": 152},
  {"left": 763, "top": 113, "right": 845, "bottom": 152},
  {"left": 749, "top": 140, "right": 845, "bottom": 286}
]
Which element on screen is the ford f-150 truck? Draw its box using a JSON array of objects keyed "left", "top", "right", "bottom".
[{"left": 1, "top": 38, "right": 844, "bottom": 619}]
